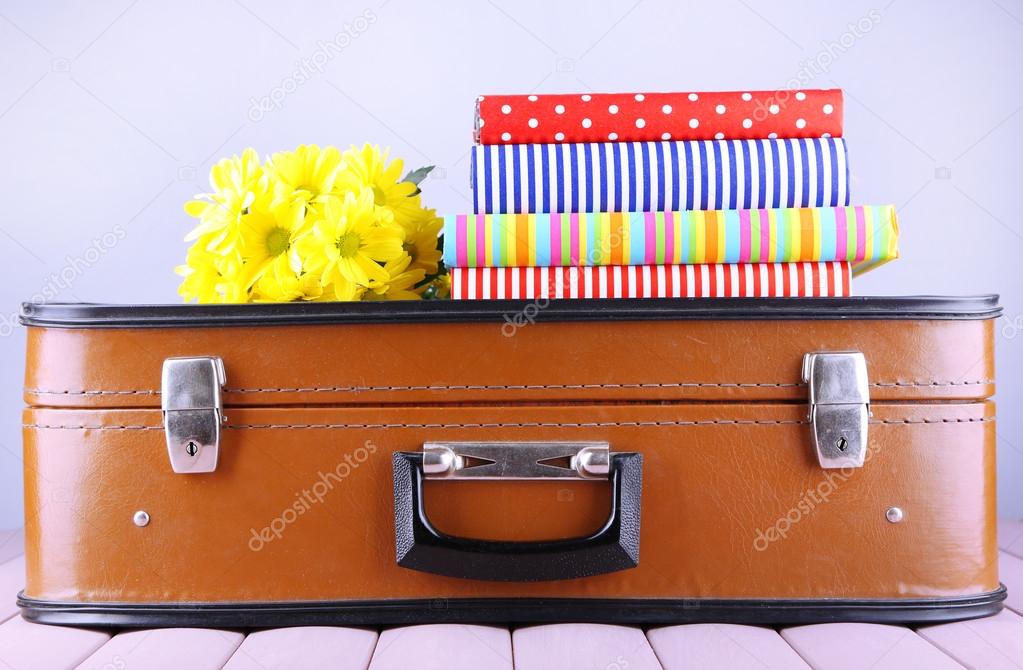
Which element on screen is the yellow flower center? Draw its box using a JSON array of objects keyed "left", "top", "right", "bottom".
[
  {"left": 265, "top": 227, "right": 291, "bottom": 257},
  {"left": 371, "top": 185, "right": 387, "bottom": 206},
  {"left": 336, "top": 231, "right": 362, "bottom": 258}
]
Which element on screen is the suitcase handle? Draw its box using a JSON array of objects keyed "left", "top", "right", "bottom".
[{"left": 391, "top": 451, "right": 642, "bottom": 582}]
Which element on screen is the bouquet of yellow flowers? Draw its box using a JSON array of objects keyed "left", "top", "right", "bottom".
[{"left": 177, "top": 144, "right": 448, "bottom": 303}]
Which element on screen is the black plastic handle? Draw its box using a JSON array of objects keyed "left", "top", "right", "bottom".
[{"left": 392, "top": 451, "right": 642, "bottom": 582}]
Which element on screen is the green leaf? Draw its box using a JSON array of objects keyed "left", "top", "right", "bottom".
[
  {"left": 402, "top": 165, "right": 435, "bottom": 196},
  {"left": 403, "top": 165, "right": 434, "bottom": 185}
]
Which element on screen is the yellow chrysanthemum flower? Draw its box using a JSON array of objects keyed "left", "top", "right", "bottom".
[
  {"left": 175, "top": 249, "right": 221, "bottom": 304},
  {"left": 401, "top": 210, "right": 443, "bottom": 278},
  {"left": 366, "top": 254, "right": 427, "bottom": 301},
  {"left": 251, "top": 266, "right": 324, "bottom": 303},
  {"left": 297, "top": 188, "right": 404, "bottom": 299},
  {"left": 237, "top": 199, "right": 306, "bottom": 290},
  {"left": 175, "top": 239, "right": 247, "bottom": 304},
  {"left": 265, "top": 144, "right": 344, "bottom": 207},
  {"left": 178, "top": 144, "right": 448, "bottom": 303},
  {"left": 337, "top": 144, "right": 422, "bottom": 222},
  {"left": 184, "top": 148, "right": 270, "bottom": 254},
  {"left": 321, "top": 278, "right": 366, "bottom": 302}
]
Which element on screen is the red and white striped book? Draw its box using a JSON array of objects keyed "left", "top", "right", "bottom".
[{"left": 450, "top": 262, "right": 851, "bottom": 300}]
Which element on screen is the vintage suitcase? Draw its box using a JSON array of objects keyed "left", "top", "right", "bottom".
[{"left": 18, "top": 296, "right": 1003, "bottom": 627}]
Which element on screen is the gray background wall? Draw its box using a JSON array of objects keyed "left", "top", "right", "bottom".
[{"left": 0, "top": 0, "right": 1020, "bottom": 529}]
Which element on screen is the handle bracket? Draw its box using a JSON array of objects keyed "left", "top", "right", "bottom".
[{"left": 422, "top": 441, "right": 610, "bottom": 480}]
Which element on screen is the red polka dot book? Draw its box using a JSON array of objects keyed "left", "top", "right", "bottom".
[
  {"left": 445, "top": 89, "right": 898, "bottom": 300},
  {"left": 475, "top": 89, "right": 842, "bottom": 144}
]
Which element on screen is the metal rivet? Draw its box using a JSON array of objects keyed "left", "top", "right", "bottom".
[
  {"left": 836, "top": 436, "right": 848, "bottom": 452},
  {"left": 885, "top": 507, "right": 904, "bottom": 523},
  {"left": 133, "top": 510, "right": 150, "bottom": 527},
  {"left": 572, "top": 445, "right": 611, "bottom": 478}
]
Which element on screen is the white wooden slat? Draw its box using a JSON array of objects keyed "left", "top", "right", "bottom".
[
  {"left": 647, "top": 623, "right": 810, "bottom": 669},
  {"left": 222, "top": 626, "right": 377, "bottom": 670},
  {"left": 918, "top": 608, "right": 1023, "bottom": 670},
  {"left": 75, "top": 628, "right": 243, "bottom": 670},
  {"left": 370, "top": 624, "right": 512, "bottom": 670},
  {"left": 999, "top": 551, "right": 1023, "bottom": 615},
  {"left": 513, "top": 624, "right": 661, "bottom": 670},
  {"left": 0, "top": 557, "right": 25, "bottom": 623},
  {"left": 781, "top": 623, "right": 964, "bottom": 670},
  {"left": 0, "top": 615, "right": 109, "bottom": 670}
]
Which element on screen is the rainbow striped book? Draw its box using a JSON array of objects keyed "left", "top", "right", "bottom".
[{"left": 443, "top": 205, "right": 898, "bottom": 277}]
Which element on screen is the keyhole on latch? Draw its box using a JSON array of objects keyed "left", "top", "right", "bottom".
[
  {"left": 836, "top": 436, "right": 848, "bottom": 452},
  {"left": 185, "top": 441, "right": 199, "bottom": 457}
]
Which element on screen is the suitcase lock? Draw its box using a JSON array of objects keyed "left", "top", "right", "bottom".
[
  {"left": 161, "top": 356, "right": 226, "bottom": 474},
  {"left": 802, "top": 352, "right": 871, "bottom": 470}
]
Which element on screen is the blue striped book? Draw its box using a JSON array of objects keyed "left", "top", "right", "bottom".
[{"left": 470, "top": 138, "right": 850, "bottom": 214}]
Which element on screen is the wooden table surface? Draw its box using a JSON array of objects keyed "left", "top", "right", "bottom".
[{"left": 1, "top": 521, "right": 1022, "bottom": 669}]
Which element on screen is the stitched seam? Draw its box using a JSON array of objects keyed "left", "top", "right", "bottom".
[
  {"left": 23, "top": 379, "right": 995, "bottom": 395},
  {"left": 22, "top": 417, "right": 996, "bottom": 431},
  {"left": 871, "top": 417, "right": 995, "bottom": 424},
  {"left": 870, "top": 380, "right": 993, "bottom": 387},
  {"left": 225, "top": 420, "right": 812, "bottom": 429}
]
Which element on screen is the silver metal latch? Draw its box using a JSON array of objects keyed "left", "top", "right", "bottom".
[
  {"left": 802, "top": 352, "right": 871, "bottom": 469},
  {"left": 161, "top": 356, "right": 226, "bottom": 474},
  {"left": 422, "top": 442, "right": 611, "bottom": 480}
]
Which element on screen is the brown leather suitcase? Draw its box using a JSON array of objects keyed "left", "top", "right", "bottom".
[{"left": 18, "top": 297, "right": 1003, "bottom": 627}]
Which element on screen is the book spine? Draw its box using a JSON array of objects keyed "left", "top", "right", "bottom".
[
  {"left": 476, "top": 90, "right": 843, "bottom": 145},
  {"left": 470, "top": 138, "right": 850, "bottom": 214},
  {"left": 443, "top": 206, "right": 897, "bottom": 274}
]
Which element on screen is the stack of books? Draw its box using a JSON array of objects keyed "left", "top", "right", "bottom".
[{"left": 443, "top": 89, "right": 899, "bottom": 299}]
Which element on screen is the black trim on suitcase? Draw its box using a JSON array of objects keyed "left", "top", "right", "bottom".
[
  {"left": 18, "top": 587, "right": 1006, "bottom": 628},
  {"left": 393, "top": 452, "right": 642, "bottom": 582},
  {"left": 19, "top": 295, "right": 1002, "bottom": 328}
]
